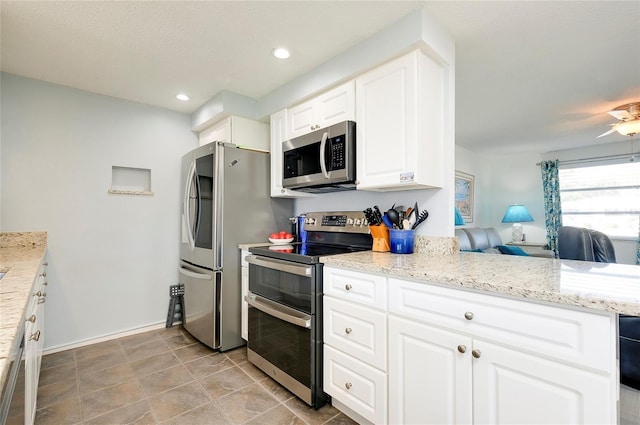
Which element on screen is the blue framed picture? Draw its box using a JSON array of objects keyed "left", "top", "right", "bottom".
[{"left": 455, "top": 171, "right": 474, "bottom": 223}]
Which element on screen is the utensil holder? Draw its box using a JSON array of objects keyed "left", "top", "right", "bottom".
[
  {"left": 389, "top": 229, "right": 415, "bottom": 254},
  {"left": 369, "top": 225, "right": 390, "bottom": 252}
]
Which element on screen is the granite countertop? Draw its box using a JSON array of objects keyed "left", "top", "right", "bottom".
[
  {"left": 320, "top": 250, "right": 640, "bottom": 316},
  {"left": 0, "top": 232, "right": 47, "bottom": 395}
]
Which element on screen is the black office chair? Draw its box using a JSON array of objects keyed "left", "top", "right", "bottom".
[{"left": 558, "top": 226, "right": 640, "bottom": 390}]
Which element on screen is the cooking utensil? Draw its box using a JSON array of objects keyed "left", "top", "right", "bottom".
[
  {"left": 382, "top": 213, "right": 394, "bottom": 228},
  {"left": 411, "top": 209, "right": 429, "bottom": 230},
  {"left": 386, "top": 208, "right": 401, "bottom": 229}
]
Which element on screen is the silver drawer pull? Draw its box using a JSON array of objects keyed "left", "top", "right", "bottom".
[
  {"left": 38, "top": 298, "right": 46, "bottom": 304},
  {"left": 345, "top": 284, "right": 352, "bottom": 291},
  {"left": 29, "top": 330, "right": 41, "bottom": 342},
  {"left": 33, "top": 291, "right": 43, "bottom": 297},
  {"left": 472, "top": 349, "right": 481, "bottom": 359},
  {"left": 345, "top": 382, "right": 352, "bottom": 390},
  {"left": 40, "top": 272, "right": 47, "bottom": 277},
  {"left": 457, "top": 344, "right": 466, "bottom": 353},
  {"left": 43, "top": 281, "right": 48, "bottom": 286},
  {"left": 464, "top": 311, "right": 474, "bottom": 320},
  {"left": 26, "top": 315, "right": 36, "bottom": 323},
  {"left": 345, "top": 327, "right": 352, "bottom": 334}
]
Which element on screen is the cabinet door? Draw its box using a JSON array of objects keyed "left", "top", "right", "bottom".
[
  {"left": 315, "top": 81, "right": 355, "bottom": 129},
  {"left": 356, "top": 52, "right": 417, "bottom": 190},
  {"left": 199, "top": 117, "right": 230, "bottom": 146},
  {"left": 388, "top": 316, "right": 472, "bottom": 425},
  {"left": 473, "top": 340, "right": 616, "bottom": 425},
  {"left": 324, "top": 345, "right": 387, "bottom": 424},
  {"left": 356, "top": 50, "right": 445, "bottom": 191},
  {"left": 324, "top": 296, "right": 387, "bottom": 370},
  {"left": 269, "top": 109, "right": 315, "bottom": 198},
  {"left": 287, "top": 81, "right": 355, "bottom": 139}
]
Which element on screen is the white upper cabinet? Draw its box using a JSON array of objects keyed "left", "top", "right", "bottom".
[
  {"left": 287, "top": 81, "right": 355, "bottom": 140},
  {"left": 269, "top": 109, "right": 315, "bottom": 198},
  {"left": 355, "top": 49, "right": 445, "bottom": 191},
  {"left": 199, "top": 116, "right": 269, "bottom": 151}
]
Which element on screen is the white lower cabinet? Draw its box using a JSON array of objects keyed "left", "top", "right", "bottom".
[
  {"left": 323, "top": 266, "right": 618, "bottom": 425},
  {"left": 388, "top": 316, "right": 472, "bottom": 425},
  {"left": 388, "top": 316, "right": 614, "bottom": 425}
]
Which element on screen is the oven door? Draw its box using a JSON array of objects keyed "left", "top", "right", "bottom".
[
  {"left": 246, "top": 292, "right": 314, "bottom": 404},
  {"left": 246, "top": 255, "right": 316, "bottom": 314}
]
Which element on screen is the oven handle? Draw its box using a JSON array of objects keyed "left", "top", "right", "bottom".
[
  {"left": 245, "top": 255, "right": 313, "bottom": 277},
  {"left": 245, "top": 293, "right": 311, "bottom": 329}
]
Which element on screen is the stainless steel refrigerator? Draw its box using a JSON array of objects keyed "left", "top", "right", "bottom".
[{"left": 180, "top": 141, "right": 292, "bottom": 351}]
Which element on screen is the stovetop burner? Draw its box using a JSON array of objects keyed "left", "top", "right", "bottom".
[{"left": 249, "top": 210, "right": 373, "bottom": 264}]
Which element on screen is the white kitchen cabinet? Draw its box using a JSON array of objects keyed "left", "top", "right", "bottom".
[
  {"left": 287, "top": 81, "right": 355, "bottom": 140},
  {"left": 355, "top": 49, "right": 445, "bottom": 191},
  {"left": 269, "top": 109, "right": 315, "bottom": 198},
  {"left": 199, "top": 115, "right": 269, "bottom": 151},
  {"left": 323, "top": 265, "right": 618, "bottom": 425},
  {"left": 388, "top": 277, "right": 617, "bottom": 425},
  {"left": 323, "top": 266, "right": 387, "bottom": 424},
  {"left": 24, "top": 259, "right": 48, "bottom": 424}
]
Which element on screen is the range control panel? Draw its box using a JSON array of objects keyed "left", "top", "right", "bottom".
[{"left": 303, "top": 211, "right": 370, "bottom": 234}]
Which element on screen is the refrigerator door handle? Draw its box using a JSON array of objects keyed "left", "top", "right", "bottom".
[
  {"left": 179, "top": 267, "right": 213, "bottom": 280},
  {"left": 183, "top": 161, "right": 197, "bottom": 251}
]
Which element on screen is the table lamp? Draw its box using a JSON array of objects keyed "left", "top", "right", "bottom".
[{"left": 501, "top": 204, "right": 533, "bottom": 242}]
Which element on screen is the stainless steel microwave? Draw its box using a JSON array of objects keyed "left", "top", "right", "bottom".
[{"left": 282, "top": 120, "right": 356, "bottom": 193}]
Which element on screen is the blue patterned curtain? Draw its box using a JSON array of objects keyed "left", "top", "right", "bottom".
[{"left": 540, "top": 160, "right": 562, "bottom": 256}]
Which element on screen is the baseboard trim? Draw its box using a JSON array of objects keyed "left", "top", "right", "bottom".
[{"left": 42, "top": 321, "right": 179, "bottom": 355}]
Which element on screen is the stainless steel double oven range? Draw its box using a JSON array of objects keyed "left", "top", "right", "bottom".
[{"left": 246, "top": 211, "right": 372, "bottom": 408}]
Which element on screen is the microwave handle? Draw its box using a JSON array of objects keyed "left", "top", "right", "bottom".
[{"left": 319, "top": 131, "right": 329, "bottom": 179}]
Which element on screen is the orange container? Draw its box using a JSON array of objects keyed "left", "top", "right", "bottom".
[{"left": 369, "top": 225, "right": 390, "bottom": 252}]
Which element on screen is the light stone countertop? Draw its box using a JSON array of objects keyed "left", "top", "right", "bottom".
[
  {"left": 320, "top": 250, "right": 640, "bottom": 316},
  {"left": 0, "top": 232, "right": 47, "bottom": 396}
]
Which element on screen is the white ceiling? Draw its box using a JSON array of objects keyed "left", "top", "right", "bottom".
[{"left": 1, "top": 1, "right": 639, "bottom": 155}]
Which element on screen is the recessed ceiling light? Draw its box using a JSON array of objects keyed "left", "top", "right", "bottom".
[
  {"left": 176, "top": 93, "right": 189, "bottom": 101},
  {"left": 272, "top": 47, "right": 290, "bottom": 59}
]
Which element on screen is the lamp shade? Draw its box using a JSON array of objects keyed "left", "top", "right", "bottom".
[
  {"left": 616, "top": 119, "right": 640, "bottom": 136},
  {"left": 501, "top": 205, "right": 534, "bottom": 223},
  {"left": 454, "top": 207, "right": 465, "bottom": 226}
]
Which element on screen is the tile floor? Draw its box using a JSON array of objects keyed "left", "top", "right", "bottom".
[
  {"left": 31, "top": 324, "right": 640, "bottom": 424},
  {"left": 33, "top": 326, "right": 357, "bottom": 425}
]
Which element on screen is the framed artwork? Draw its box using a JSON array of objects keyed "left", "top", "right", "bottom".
[{"left": 455, "top": 171, "right": 474, "bottom": 223}]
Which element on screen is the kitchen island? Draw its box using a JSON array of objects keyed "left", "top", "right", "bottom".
[
  {"left": 0, "top": 232, "right": 47, "bottom": 423},
  {"left": 320, "top": 249, "right": 640, "bottom": 424}
]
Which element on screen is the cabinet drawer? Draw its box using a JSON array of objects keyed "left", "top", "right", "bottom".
[
  {"left": 324, "top": 297, "right": 387, "bottom": 370},
  {"left": 388, "top": 278, "right": 615, "bottom": 373},
  {"left": 324, "top": 345, "right": 387, "bottom": 424},
  {"left": 323, "top": 267, "right": 386, "bottom": 309}
]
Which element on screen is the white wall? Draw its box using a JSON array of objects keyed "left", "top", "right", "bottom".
[{"left": 1, "top": 73, "right": 198, "bottom": 349}]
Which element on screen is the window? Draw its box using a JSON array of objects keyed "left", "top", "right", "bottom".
[{"left": 559, "top": 161, "right": 640, "bottom": 238}]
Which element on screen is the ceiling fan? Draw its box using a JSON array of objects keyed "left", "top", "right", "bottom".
[{"left": 597, "top": 102, "right": 640, "bottom": 138}]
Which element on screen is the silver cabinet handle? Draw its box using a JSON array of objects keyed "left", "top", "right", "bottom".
[
  {"left": 33, "top": 291, "right": 46, "bottom": 297},
  {"left": 29, "top": 330, "right": 41, "bottom": 342},
  {"left": 26, "top": 315, "right": 36, "bottom": 323},
  {"left": 464, "top": 312, "right": 474, "bottom": 320},
  {"left": 43, "top": 262, "right": 49, "bottom": 266},
  {"left": 345, "top": 382, "right": 352, "bottom": 390},
  {"left": 345, "top": 284, "right": 352, "bottom": 291},
  {"left": 457, "top": 344, "right": 466, "bottom": 353},
  {"left": 345, "top": 327, "right": 352, "bottom": 334},
  {"left": 472, "top": 349, "right": 481, "bottom": 359},
  {"left": 40, "top": 272, "right": 47, "bottom": 277},
  {"left": 43, "top": 281, "right": 48, "bottom": 286}
]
